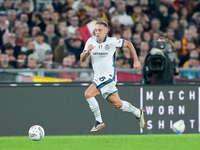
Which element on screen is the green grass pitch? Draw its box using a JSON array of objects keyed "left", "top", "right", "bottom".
[{"left": 0, "top": 134, "right": 199, "bottom": 150}]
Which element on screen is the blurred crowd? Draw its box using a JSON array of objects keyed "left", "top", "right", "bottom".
[{"left": 0, "top": 0, "right": 200, "bottom": 80}]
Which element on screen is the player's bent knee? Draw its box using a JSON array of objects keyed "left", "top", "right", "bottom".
[
  {"left": 113, "top": 101, "right": 122, "bottom": 109},
  {"left": 84, "top": 91, "right": 92, "bottom": 99}
]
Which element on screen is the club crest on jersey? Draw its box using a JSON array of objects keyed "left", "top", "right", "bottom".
[{"left": 105, "top": 44, "right": 110, "bottom": 50}]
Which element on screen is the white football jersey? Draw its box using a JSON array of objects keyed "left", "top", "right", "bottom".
[{"left": 83, "top": 36, "right": 124, "bottom": 82}]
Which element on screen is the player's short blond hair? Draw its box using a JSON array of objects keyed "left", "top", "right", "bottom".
[{"left": 95, "top": 21, "right": 108, "bottom": 28}]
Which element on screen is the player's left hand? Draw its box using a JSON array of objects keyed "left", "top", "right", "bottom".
[{"left": 133, "top": 61, "right": 141, "bottom": 72}]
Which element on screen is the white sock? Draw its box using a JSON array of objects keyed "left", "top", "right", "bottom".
[
  {"left": 87, "top": 97, "right": 103, "bottom": 123},
  {"left": 120, "top": 100, "right": 140, "bottom": 118}
]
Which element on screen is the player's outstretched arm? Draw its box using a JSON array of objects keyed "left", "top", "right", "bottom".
[
  {"left": 80, "top": 44, "right": 94, "bottom": 62},
  {"left": 123, "top": 40, "right": 141, "bottom": 72}
]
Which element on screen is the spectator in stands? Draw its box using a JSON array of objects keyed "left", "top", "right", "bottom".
[
  {"left": 67, "top": 52, "right": 76, "bottom": 66},
  {"left": 0, "top": 53, "right": 15, "bottom": 69},
  {"left": 139, "top": 0, "right": 152, "bottom": 19},
  {"left": 135, "top": 13, "right": 150, "bottom": 31},
  {"left": 15, "top": 22, "right": 24, "bottom": 47},
  {"left": 122, "top": 28, "right": 132, "bottom": 42},
  {"left": 193, "top": 0, "right": 200, "bottom": 13},
  {"left": 173, "top": 40, "right": 182, "bottom": 67},
  {"left": 0, "top": 11, "right": 9, "bottom": 46},
  {"left": 4, "top": 43, "right": 17, "bottom": 68},
  {"left": 178, "top": 6, "right": 190, "bottom": 21},
  {"left": 84, "top": 0, "right": 95, "bottom": 12},
  {"left": 60, "top": 26, "right": 71, "bottom": 39},
  {"left": 172, "top": 0, "right": 192, "bottom": 14},
  {"left": 52, "top": 0, "right": 63, "bottom": 13},
  {"left": 171, "top": 12, "right": 179, "bottom": 20},
  {"left": 32, "top": 13, "right": 46, "bottom": 32},
  {"left": 78, "top": 57, "right": 93, "bottom": 81},
  {"left": 181, "top": 29, "right": 194, "bottom": 56},
  {"left": 0, "top": 0, "right": 13, "bottom": 11},
  {"left": 51, "top": 11, "right": 60, "bottom": 25},
  {"left": 96, "top": 2, "right": 110, "bottom": 24},
  {"left": 58, "top": 21, "right": 67, "bottom": 36},
  {"left": 7, "top": 10, "right": 17, "bottom": 30},
  {"left": 76, "top": 1, "right": 88, "bottom": 24},
  {"left": 149, "top": 18, "right": 163, "bottom": 39},
  {"left": 133, "top": 22, "right": 144, "bottom": 36},
  {"left": 189, "top": 12, "right": 200, "bottom": 33},
  {"left": 103, "top": 0, "right": 112, "bottom": 13},
  {"left": 116, "top": 56, "right": 124, "bottom": 68},
  {"left": 189, "top": 24, "right": 199, "bottom": 44},
  {"left": 54, "top": 38, "right": 67, "bottom": 64},
  {"left": 23, "top": 22, "right": 29, "bottom": 35},
  {"left": 168, "top": 18, "right": 182, "bottom": 40},
  {"left": 152, "top": 32, "right": 160, "bottom": 41},
  {"left": 62, "top": 0, "right": 75, "bottom": 10},
  {"left": 110, "top": 17, "right": 123, "bottom": 36},
  {"left": 34, "top": 31, "right": 52, "bottom": 62},
  {"left": 0, "top": 53, "right": 16, "bottom": 82},
  {"left": 139, "top": 41, "right": 149, "bottom": 57},
  {"left": 112, "top": 31, "right": 121, "bottom": 39},
  {"left": 20, "top": 13, "right": 29, "bottom": 24},
  {"left": 156, "top": 4, "right": 170, "bottom": 31},
  {"left": 0, "top": 32, "right": 21, "bottom": 58},
  {"left": 68, "top": 15, "right": 79, "bottom": 34},
  {"left": 16, "top": 51, "right": 27, "bottom": 68},
  {"left": 17, "top": 0, "right": 33, "bottom": 26},
  {"left": 44, "top": 23, "right": 59, "bottom": 51},
  {"left": 131, "top": 4, "right": 142, "bottom": 23},
  {"left": 178, "top": 18, "right": 188, "bottom": 40},
  {"left": 159, "top": 0, "right": 175, "bottom": 15},
  {"left": 42, "top": 50, "right": 60, "bottom": 69},
  {"left": 132, "top": 33, "right": 142, "bottom": 56},
  {"left": 81, "top": 8, "right": 98, "bottom": 26},
  {"left": 142, "top": 31, "right": 151, "bottom": 42},
  {"left": 64, "top": 31, "right": 84, "bottom": 61},
  {"left": 51, "top": 11, "right": 60, "bottom": 35},
  {"left": 27, "top": 58, "right": 37, "bottom": 70},
  {"left": 42, "top": 9, "right": 51, "bottom": 25},
  {"left": 166, "top": 27, "right": 175, "bottom": 46},
  {"left": 115, "top": 2, "right": 134, "bottom": 27},
  {"left": 126, "top": 0, "right": 136, "bottom": 15},
  {"left": 59, "top": 56, "right": 79, "bottom": 81},
  {"left": 44, "top": 3, "right": 55, "bottom": 15},
  {"left": 121, "top": 47, "right": 133, "bottom": 68},
  {"left": 180, "top": 41, "right": 197, "bottom": 67},
  {"left": 66, "top": 8, "right": 76, "bottom": 26},
  {"left": 22, "top": 33, "right": 30, "bottom": 45},
  {"left": 21, "top": 40, "right": 36, "bottom": 57},
  {"left": 183, "top": 50, "right": 199, "bottom": 79},
  {"left": 20, "top": 53, "right": 38, "bottom": 68},
  {"left": 31, "top": 26, "right": 41, "bottom": 39},
  {"left": 13, "top": 0, "right": 21, "bottom": 10}
]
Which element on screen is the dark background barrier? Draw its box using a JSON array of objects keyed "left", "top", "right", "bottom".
[{"left": 0, "top": 83, "right": 199, "bottom": 136}]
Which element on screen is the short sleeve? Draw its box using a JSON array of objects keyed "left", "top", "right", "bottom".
[
  {"left": 83, "top": 37, "right": 92, "bottom": 52},
  {"left": 111, "top": 37, "right": 124, "bottom": 48}
]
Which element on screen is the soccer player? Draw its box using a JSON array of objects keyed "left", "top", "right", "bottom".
[{"left": 80, "top": 21, "right": 145, "bottom": 133}]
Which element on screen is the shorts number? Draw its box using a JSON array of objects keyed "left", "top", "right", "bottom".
[{"left": 99, "top": 76, "right": 106, "bottom": 81}]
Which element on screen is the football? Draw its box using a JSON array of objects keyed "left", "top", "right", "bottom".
[
  {"left": 28, "top": 125, "right": 45, "bottom": 141},
  {"left": 172, "top": 120, "right": 185, "bottom": 134}
]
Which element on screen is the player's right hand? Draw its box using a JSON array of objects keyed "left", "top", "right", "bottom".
[{"left": 87, "top": 44, "right": 94, "bottom": 53}]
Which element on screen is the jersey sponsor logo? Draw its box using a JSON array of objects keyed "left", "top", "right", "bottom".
[
  {"left": 105, "top": 44, "right": 110, "bottom": 50},
  {"left": 92, "top": 52, "right": 108, "bottom": 57}
]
